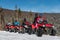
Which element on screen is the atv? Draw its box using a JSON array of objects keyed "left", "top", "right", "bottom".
[
  {"left": 4, "top": 25, "right": 10, "bottom": 31},
  {"left": 32, "top": 19, "right": 56, "bottom": 37},
  {"left": 37, "top": 20, "right": 56, "bottom": 36},
  {"left": 8, "top": 25, "right": 16, "bottom": 32}
]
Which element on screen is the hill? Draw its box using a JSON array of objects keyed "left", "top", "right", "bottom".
[{"left": 0, "top": 8, "right": 60, "bottom": 35}]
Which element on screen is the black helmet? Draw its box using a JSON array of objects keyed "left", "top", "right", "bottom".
[
  {"left": 24, "top": 18, "right": 26, "bottom": 22},
  {"left": 35, "top": 13, "right": 38, "bottom": 17},
  {"left": 15, "top": 20, "right": 17, "bottom": 22}
]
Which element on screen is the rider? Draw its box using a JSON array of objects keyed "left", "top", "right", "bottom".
[
  {"left": 36, "top": 15, "right": 43, "bottom": 23},
  {"left": 13, "top": 20, "right": 20, "bottom": 26},
  {"left": 22, "top": 18, "right": 26, "bottom": 26},
  {"left": 33, "top": 14, "right": 43, "bottom": 24},
  {"left": 22, "top": 18, "right": 31, "bottom": 33},
  {"left": 33, "top": 13, "right": 38, "bottom": 24},
  {"left": 22, "top": 18, "right": 30, "bottom": 26},
  {"left": 33, "top": 14, "right": 43, "bottom": 30}
]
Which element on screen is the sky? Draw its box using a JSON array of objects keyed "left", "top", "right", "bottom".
[{"left": 0, "top": 0, "right": 60, "bottom": 13}]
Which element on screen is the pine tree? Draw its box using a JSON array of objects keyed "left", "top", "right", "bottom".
[
  {"left": 18, "top": 8, "right": 21, "bottom": 17},
  {"left": 0, "top": 6, "right": 3, "bottom": 12},
  {"left": 29, "top": 11, "right": 32, "bottom": 16},
  {"left": 0, "top": 7, "right": 5, "bottom": 29},
  {"left": 29, "top": 11, "right": 33, "bottom": 22},
  {"left": 15, "top": 5, "right": 18, "bottom": 20}
]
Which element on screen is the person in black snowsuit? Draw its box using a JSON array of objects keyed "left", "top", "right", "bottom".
[
  {"left": 22, "top": 18, "right": 32, "bottom": 34},
  {"left": 22, "top": 18, "right": 27, "bottom": 26},
  {"left": 22, "top": 18, "right": 29, "bottom": 30},
  {"left": 33, "top": 13, "right": 38, "bottom": 24}
]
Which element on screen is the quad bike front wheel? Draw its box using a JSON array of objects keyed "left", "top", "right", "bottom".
[
  {"left": 9, "top": 28, "right": 16, "bottom": 32},
  {"left": 36, "top": 27, "right": 43, "bottom": 37},
  {"left": 18, "top": 28, "right": 25, "bottom": 34},
  {"left": 32, "top": 28, "right": 36, "bottom": 34},
  {"left": 28, "top": 28, "right": 32, "bottom": 35},
  {"left": 50, "top": 28, "right": 56, "bottom": 36},
  {"left": 5, "top": 28, "right": 9, "bottom": 31}
]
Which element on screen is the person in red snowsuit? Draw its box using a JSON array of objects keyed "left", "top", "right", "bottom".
[
  {"left": 32, "top": 15, "right": 43, "bottom": 33},
  {"left": 33, "top": 15, "right": 43, "bottom": 28}
]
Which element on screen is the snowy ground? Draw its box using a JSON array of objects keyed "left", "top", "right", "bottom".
[{"left": 0, "top": 31, "right": 60, "bottom": 40}]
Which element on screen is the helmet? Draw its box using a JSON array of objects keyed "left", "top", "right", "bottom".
[{"left": 24, "top": 18, "right": 26, "bottom": 22}]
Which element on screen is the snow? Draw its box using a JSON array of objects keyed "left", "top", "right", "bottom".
[{"left": 0, "top": 31, "right": 60, "bottom": 40}]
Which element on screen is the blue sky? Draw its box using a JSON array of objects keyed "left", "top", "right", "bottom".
[{"left": 0, "top": 0, "right": 60, "bottom": 13}]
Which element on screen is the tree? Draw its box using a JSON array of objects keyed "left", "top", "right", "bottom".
[
  {"left": 35, "top": 13, "right": 38, "bottom": 17},
  {"left": 29, "top": 11, "right": 32, "bottom": 16},
  {"left": 0, "top": 7, "right": 3, "bottom": 24},
  {"left": 29, "top": 11, "right": 33, "bottom": 22},
  {"left": 1, "top": 14, "right": 5, "bottom": 24},
  {"left": 0, "top": 7, "right": 3, "bottom": 12},
  {"left": 15, "top": 5, "right": 21, "bottom": 21},
  {"left": 15, "top": 5, "right": 19, "bottom": 21},
  {"left": 18, "top": 8, "right": 21, "bottom": 17},
  {"left": 0, "top": 7, "right": 5, "bottom": 29}
]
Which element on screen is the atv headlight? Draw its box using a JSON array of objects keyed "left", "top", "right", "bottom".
[
  {"left": 52, "top": 26, "right": 54, "bottom": 28},
  {"left": 43, "top": 25, "right": 45, "bottom": 27},
  {"left": 24, "top": 25, "right": 28, "bottom": 28}
]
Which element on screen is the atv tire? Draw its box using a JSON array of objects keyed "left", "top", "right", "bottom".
[
  {"left": 27, "top": 26, "right": 32, "bottom": 35},
  {"left": 18, "top": 28, "right": 25, "bottom": 34},
  {"left": 36, "top": 28, "right": 43, "bottom": 37},
  {"left": 32, "top": 29, "right": 36, "bottom": 34},
  {"left": 5, "top": 28, "right": 9, "bottom": 31},
  {"left": 50, "top": 28, "right": 56, "bottom": 36},
  {"left": 28, "top": 30, "right": 32, "bottom": 35}
]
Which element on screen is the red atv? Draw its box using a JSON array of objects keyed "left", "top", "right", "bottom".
[
  {"left": 4, "top": 25, "right": 10, "bottom": 31},
  {"left": 22, "top": 21, "right": 32, "bottom": 34},
  {"left": 5, "top": 25, "right": 17, "bottom": 32},
  {"left": 8, "top": 25, "right": 17, "bottom": 32},
  {"left": 32, "top": 20, "right": 56, "bottom": 37}
]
